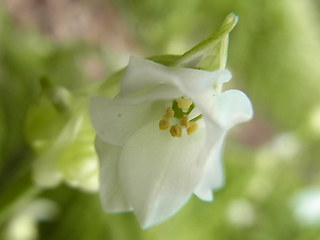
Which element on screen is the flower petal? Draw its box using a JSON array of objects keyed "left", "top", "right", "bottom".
[
  {"left": 90, "top": 97, "right": 163, "bottom": 146},
  {"left": 216, "top": 90, "right": 253, "bottom": 130},
  {"left": 191, "top": 89, "right": 218, "bottom": 124},
  {"left": 194, "top": 135, "right": 225, "bottom": 201},
  {"left": 33, "top": 156, "right": 62, "bottom": 188},
  {"left": 123, "top": 84, "right": 182, "bottom": 103},
  {"left": 119, "top": 120, "right": 206, "bottom": 228},
  {"left": 121, "top": 57, "right": 231, "bottom": 98},
  {"left": 121, "top": 57, "right": 175, "bottom": 96},
  {"left": 173, "top": 67, "right": 231, "bottom": 94},
  {"left": 95, "top": 137, "right": 132, "bottom": 212},
  {"left": 194, "top": 90, "right": 253, "bottom": 200},
  {"left": 58, "top": 114, "right": 99, "bottom": 192}
]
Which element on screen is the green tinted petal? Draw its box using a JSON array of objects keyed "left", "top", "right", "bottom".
[
  {"left": 58, "top": 113, "right": 98, "bottom": 192},
  {"left": 175, "top": 13, "right": 238, "bottom": 71}
]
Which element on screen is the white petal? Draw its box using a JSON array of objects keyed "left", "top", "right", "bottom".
[
  {"left": 191, "top": 89, "right": 218, "bottom": 124},
  {"left": 121, "top": 56, "right": 231, "bottom": 98},
  {"left": 90, "top": 97, "right": 163, "bottom": 145},
  {"left": 95, "top": 137, "right": 132, "bottom": 212},
  {"left": 119, "top": 120, "right": 206, "bottom": 228},
  {"left": 216, "top": 90, "right": 253, "bottom": 130},
  {"left": 195, "top": 188, "right": 214, "bottom": 202},
  {"left": 194, "top": 90, "right": 253, "bottom": 200},
  {"left": 194, "top": 135, "right": 226, "bottom": 201},
  {"left": 173, "top": 68, "right": 231, "bottom": 94},
  {"left": 121, "top": 57, "right": 175, "bottom": 96},
  {"left": 123, "top": 84, "right": 182, "bottom": 103}
]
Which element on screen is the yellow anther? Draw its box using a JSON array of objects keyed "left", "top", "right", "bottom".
[
  {"left": 176, "top": 98, "right": 192, "bottom": 110},
  {"left": 165, "top": 107, "right": 174, "bottom": 119},
  {"left": 187, "top": 122, "right": 198, "bottom": 135},
  {"left": 159, "top": 118, "right": 170, "bottom": 130},
  {"left": 180, "top": 115, "right": 190, "bottom": 128},
  {"left": 170, "top": 124, "right": 182, "bottom": 137}
]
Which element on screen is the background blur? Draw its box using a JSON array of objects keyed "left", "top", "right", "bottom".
[{"left": 1, "top": 0, "right": 320, "bottom": 239}]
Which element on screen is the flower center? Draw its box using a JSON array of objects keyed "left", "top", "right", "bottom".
[{"left": 158, "top": 97, "right": 202, "bottom": 137}]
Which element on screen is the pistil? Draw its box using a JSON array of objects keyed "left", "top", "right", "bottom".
[{"left": 176, "top": 97, "right": 192, "bottom": 110}]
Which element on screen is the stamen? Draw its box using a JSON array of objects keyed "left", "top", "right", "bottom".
[
  {"left": 159, "top": 118, "right": 170, "bottom": 130},
  {"left": 187, "top": 122, "right": 198, "bottom": 135},
  {"left": 180, "top": 115, "right": 190, "bottom": 128},
  {"left": 170, "top": 124, "right": 182, "bottom": 137},
  {"left": 164, "top": 107, "right": 174, "bottom": 119},
  {"left": 176, "top": 98, "right": 192, "bottom": 110},
  {"left": 159, "top": 98, "right": 199, "bottom": 137}
]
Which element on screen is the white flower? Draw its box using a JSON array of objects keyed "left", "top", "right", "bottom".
[{"left": 90, "top": 56, "right": 253, "bottom": 228}]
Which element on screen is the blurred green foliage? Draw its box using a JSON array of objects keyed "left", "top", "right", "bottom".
[{"left": 1, "top": 0, "right": 320, "bottom": 239}]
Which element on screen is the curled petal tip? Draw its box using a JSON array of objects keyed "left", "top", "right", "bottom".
[{"left": 225, "top": 12, "right": 239, "bottom": 27}]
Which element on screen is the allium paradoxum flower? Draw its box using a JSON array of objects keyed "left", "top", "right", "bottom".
[{"left": 90, "top": 13, "right": 253, "bottom": 228}]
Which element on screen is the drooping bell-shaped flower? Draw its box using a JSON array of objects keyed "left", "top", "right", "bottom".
[
  {"left": 26, "top": 77, "right": 98, "bottom": 192},
  {"left": 90, "top": 13, "right": 253, "bottom": 228}
]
